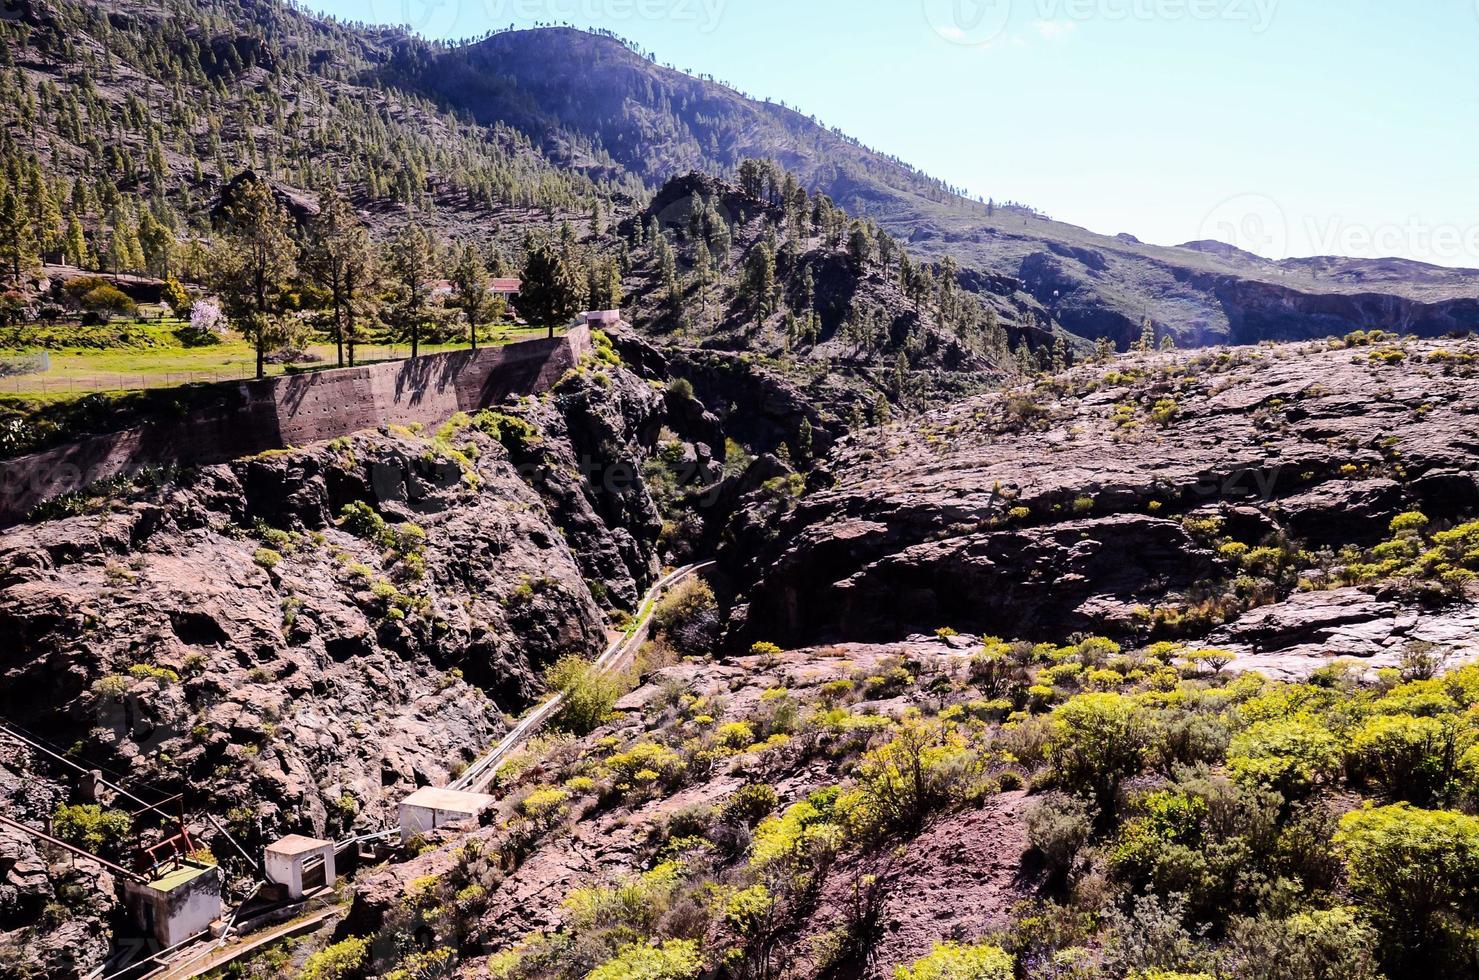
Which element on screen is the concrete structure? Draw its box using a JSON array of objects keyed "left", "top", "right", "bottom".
[
  {"left": 263, "top": 835, "right": 336, "bottom": 899},
  {"left": 583, "top": 309, "right": 621, "bottom": 328},
  {"left": 121, "top": 861, "right": 222, "bottom": 949},
  {"left": 0, "top": 326, "right": 591, "bottom": 525},
  {"left": 398, "top": 787, "right": 495, "bottom": 842}
]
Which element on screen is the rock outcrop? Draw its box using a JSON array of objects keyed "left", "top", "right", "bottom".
[
  {"left": 0, "top": 357, "right": 733, "bottom": 973},
  {"left": 723, "top": 338, "right": 1479, "bottom": 677}
]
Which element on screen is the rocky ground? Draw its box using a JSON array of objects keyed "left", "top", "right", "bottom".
[
  {"left": 0, "top": 352, "right": 729, "bottom": 976},
  {"left": 10, "top": 334, "right": 1479, "bottom": 977},
  {"left": 342, "top": 639, "right": 1036, "bottom": 980},
  {"left": 724, "top": 335, "right": 1479, "bottom": 680}
]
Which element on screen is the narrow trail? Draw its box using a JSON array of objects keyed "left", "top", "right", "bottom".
[{"left": 451, "top": 561, "right": 713, "bottom": 794}]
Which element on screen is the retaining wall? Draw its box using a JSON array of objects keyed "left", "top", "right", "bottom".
[{"left": 0, "top": 327, "right": 590, "bottom": 525}]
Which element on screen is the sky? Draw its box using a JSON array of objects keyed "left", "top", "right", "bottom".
[{"left": 302, "top": 0, "right": 1479, "bottom": 267}]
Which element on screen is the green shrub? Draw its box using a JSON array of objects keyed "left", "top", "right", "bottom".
[
  {"left": 1348, "top": 713, "right": 1472, "bottom": 807},
  {"left": 298, "top": 936, "right": 370, "bottom": 980},
  {"left": 1218, "top": 908, "right": 1383, "bottom": 980},
  {"left": 894, "top": 941, "right": 1014, "bottom": 980},
  {"left": 51, "top": 804, "right": 132, "bottom": 861},
  {"left": 1336, "top": 803, "right": 1479, "bottom": 974},
  {"left": 545, "top": 656, "right": 625, "bottom": 735},
  {"left": 1226, "top": 717, "right": 1341, "bottom": 799},
  {"left": 1025, "top": 793, "right": 1092, "bottom": 885},
  {"left": 1046, "top": 693, "right": 1154, "bottom": 822},
  {"left": 854, "top": 716, "right": 983, "bottom": 837},
  {"left": 586, "top": 939, "right": 701, "bottom": 980},
  {"left": 722, "top": 784, "right": 779, "bottom": 827},
  {"left": 651, "top": 578, "right": 719, "bottom": 655},
  {"left": 338, "top": 501, "right": 392, "bottom": 547}
]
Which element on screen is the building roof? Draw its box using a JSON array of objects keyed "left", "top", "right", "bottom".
[
  {"left": 147, "top": 860, "right": 216, "bottom": 892},
  {"left": 400, "top": 787, "right": 495, "bottom": 814},
  {"left": 266, "top": 834, "right": 333, "bottom": 857},
  {"left": 491, "top": 278, "right": 522, "bottom": 292}
]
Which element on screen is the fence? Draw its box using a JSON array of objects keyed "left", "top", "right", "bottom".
[{"left": 0, "top": 346, "right": 463, "bottom": 396}]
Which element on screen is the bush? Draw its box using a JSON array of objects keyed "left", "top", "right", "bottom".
[
  {"left": 299, "top": 936, "right": 370, "bottom": 980},
  {"left": 894, "top": 941, "right": 1014, "bottom": 980},
  {"left": 1025, "top": 793, "right": 1092, "bottom": 886},
  {"left": 1046, "top": 693, "right": 1154, "bottom": 823},
  {"left": 852, "top": 716, "right": 984, "bottom": 838},
  {"left": 51, "top": 804, "right": 132, "bottom": 861},
  {"left": 1347, "top": 713, "right": 1472, "bottom": 807},
  {"left": 586, "top": 939, "right": 701, "bottom": 980},
  {"left": 651, "top": 578, "right": 719, "bottom": 656},
  {"left": 545, "top": 656, "right": 625, "bottom": 735},
  {"left": 338, "top": 501, "right": 392, "bottom": 548},
  {"left": 1336, "top": 803, "right": 1479, "bottom": 974},
  {"left": 722, "top": 784, "right": 779, "bottom": 827},
  {"left": 1226, "top": 717, "right": 1341, "bottom": 799},
  {"left": 1218, "top": 909, "right": 1382, "bottom": 980},
  {"left": 80, "top": 284, "right": 137, "bottom": 318}
]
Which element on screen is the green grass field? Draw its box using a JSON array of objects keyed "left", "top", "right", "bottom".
[{"left": 0, "top": 320, "right": 556, "bottom": 399}]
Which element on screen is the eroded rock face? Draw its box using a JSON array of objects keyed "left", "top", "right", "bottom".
[
  {"left": 0, "top": 365, "right": 690, "bottom": 851},
  {"left": 722, "top": 339, "right": 1479, "bottom": 675}
]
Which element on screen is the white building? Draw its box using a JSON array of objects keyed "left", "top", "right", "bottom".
[
  {"left": 121, "top": 861, "right": 222, "bottom": 949},
  {"left": 263, "top": 834, "right": 336, "bottom": 899},
  {"left": 398, "top": 787, "right": 495, "bottom": 843}
]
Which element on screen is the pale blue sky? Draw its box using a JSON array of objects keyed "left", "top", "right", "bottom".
[{"left": 307, "top": 0, "right": 1479, "bottom": 267}]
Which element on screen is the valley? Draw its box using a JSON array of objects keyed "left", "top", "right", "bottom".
[{"left": 0, "top": 1, "right": 1478, "bottom": 979}]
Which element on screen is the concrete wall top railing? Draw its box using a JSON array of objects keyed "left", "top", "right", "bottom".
[{"left": 0, "top": 326, "right": 591, "bottom": 526}]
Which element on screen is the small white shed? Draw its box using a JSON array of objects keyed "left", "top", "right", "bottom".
[
  {"left": 398, "top": 787, "right": 495, "bottom": 842},
  {"left": 121, "top": 861, "right": 222, "bottom": 949},
  {"left": 264, "top": 834, "right": 336, "bottom": 899}
]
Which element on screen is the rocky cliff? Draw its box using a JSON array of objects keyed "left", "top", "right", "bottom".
[
  {"left": 722, "top": 335, "right": 1479, "bottom": 678},
  {"left": 0, "top": 355, "right": 730, "bottom": 976}
]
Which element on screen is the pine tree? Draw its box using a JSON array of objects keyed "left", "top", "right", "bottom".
[
  {"left": 796, "top": 417, "right": 813, "bottom": 464},
  {"left": 211, "top": 177, "right": 298, "bottom": 379},
  {"left": 136, "top": 207, "right": 173, "bottom": 278},
  {"left": 1137, "top": 316, "right": 1156, "bottom": 352},
  {"left": 306, "top": 187, "right": 376, "bottom": 367},
  {"left": 63, "top": 212, "right": 88, "bottom": 268},
  {"left": 871, "top": 393, "right": 892, "bottom": 427},
  {"left": 0, "top": 184, "right": 37, "bottom": 285},
  {"left": 520, "top": 239, "right": 583, "bottom": 338},
  {"left": 453, "top": 241, "right": 492, "bottom": 350},
  {"left": 847, "top": 222, "right": 873, "bottom": 269},
  {"left": 387, "top": 222, "right": 435, "bottom": 358},
  {"left": 744, "top": 242, "right": 777, "bottom": 323}
]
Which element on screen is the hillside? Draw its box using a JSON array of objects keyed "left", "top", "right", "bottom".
[{"left": 406, "top": 28, "right": 1479, "bottom": 347}]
